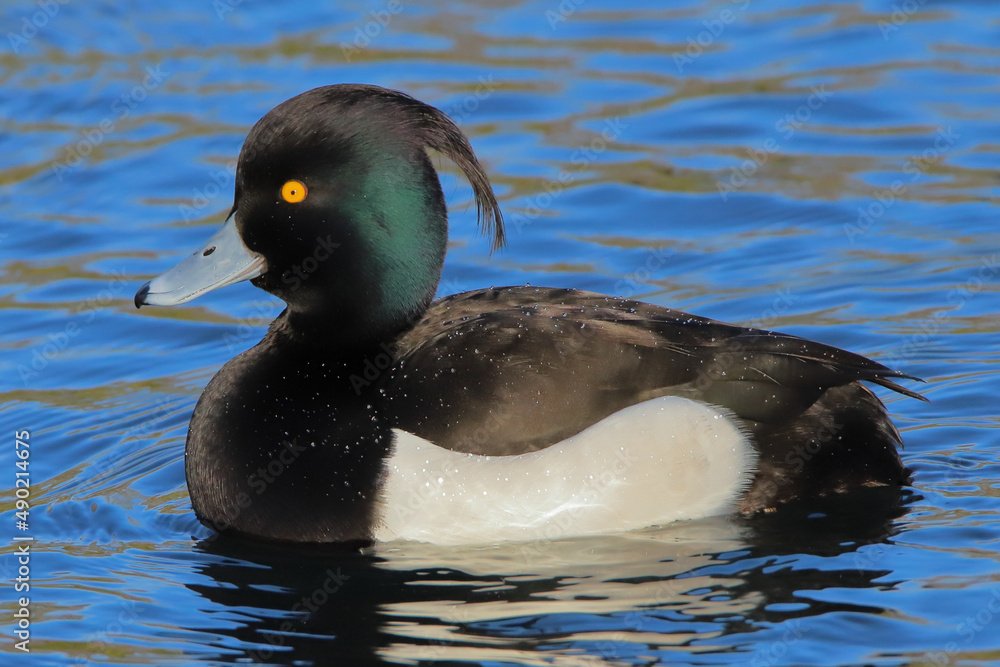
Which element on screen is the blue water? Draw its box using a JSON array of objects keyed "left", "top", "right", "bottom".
[{"left": 2, "top": 0, "right": 999, "bottom": 664}]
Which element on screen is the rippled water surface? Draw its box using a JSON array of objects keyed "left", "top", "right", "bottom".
[{"left": 2, "top": 0, "right": 999, "bottom": 665}]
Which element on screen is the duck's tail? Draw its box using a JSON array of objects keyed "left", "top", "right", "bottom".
[{"left": 738, "top": 382, "right": 910, "bottom": 513}]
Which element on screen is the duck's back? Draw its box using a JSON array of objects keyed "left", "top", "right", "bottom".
[{"left": 385, "top": 286, "right": 917, "bottom": 512}]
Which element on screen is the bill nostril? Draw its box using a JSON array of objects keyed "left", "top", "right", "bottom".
[{"left": 203, "top": 246, "right": 216, "bottom": 257}]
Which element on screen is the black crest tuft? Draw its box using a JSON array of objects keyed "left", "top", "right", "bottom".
[{"left": 314, "top": 84, "right": 506, "bottom": 253}]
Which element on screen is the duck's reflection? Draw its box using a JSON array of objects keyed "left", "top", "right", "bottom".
[{"left": 188, "top": 488, "right": 910, "bottom": 665}]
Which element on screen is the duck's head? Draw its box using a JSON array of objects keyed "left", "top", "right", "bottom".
[{"left": 135, "top": 84, "right": 504, "bottom": 342}]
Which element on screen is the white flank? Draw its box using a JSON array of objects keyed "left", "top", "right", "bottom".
[{"left": 374, "top": 396, "right": 757, "bottom": 545}]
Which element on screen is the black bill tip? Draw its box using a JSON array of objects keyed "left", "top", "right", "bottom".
[{"left": 134, "top": 282, "right": 151, "bottom": 309}]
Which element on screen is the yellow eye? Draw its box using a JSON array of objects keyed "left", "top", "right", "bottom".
[{"left": 281, "top": 180, "right": 308, "bottom": 203}]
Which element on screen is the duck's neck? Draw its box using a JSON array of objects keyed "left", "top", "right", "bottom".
[
  {"left": 283, "top": 297, "right": 428, "bottom": 349},
  {"left": 185, "top": 323, "right": 395, "bottom": 544}
]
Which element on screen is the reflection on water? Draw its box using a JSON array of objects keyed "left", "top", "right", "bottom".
[
  {"left": 189, "top": 494, "right": 904, "bottom": 666},
  {"left": 2, "top": 0, "right": 999, "bottom": 664}
]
